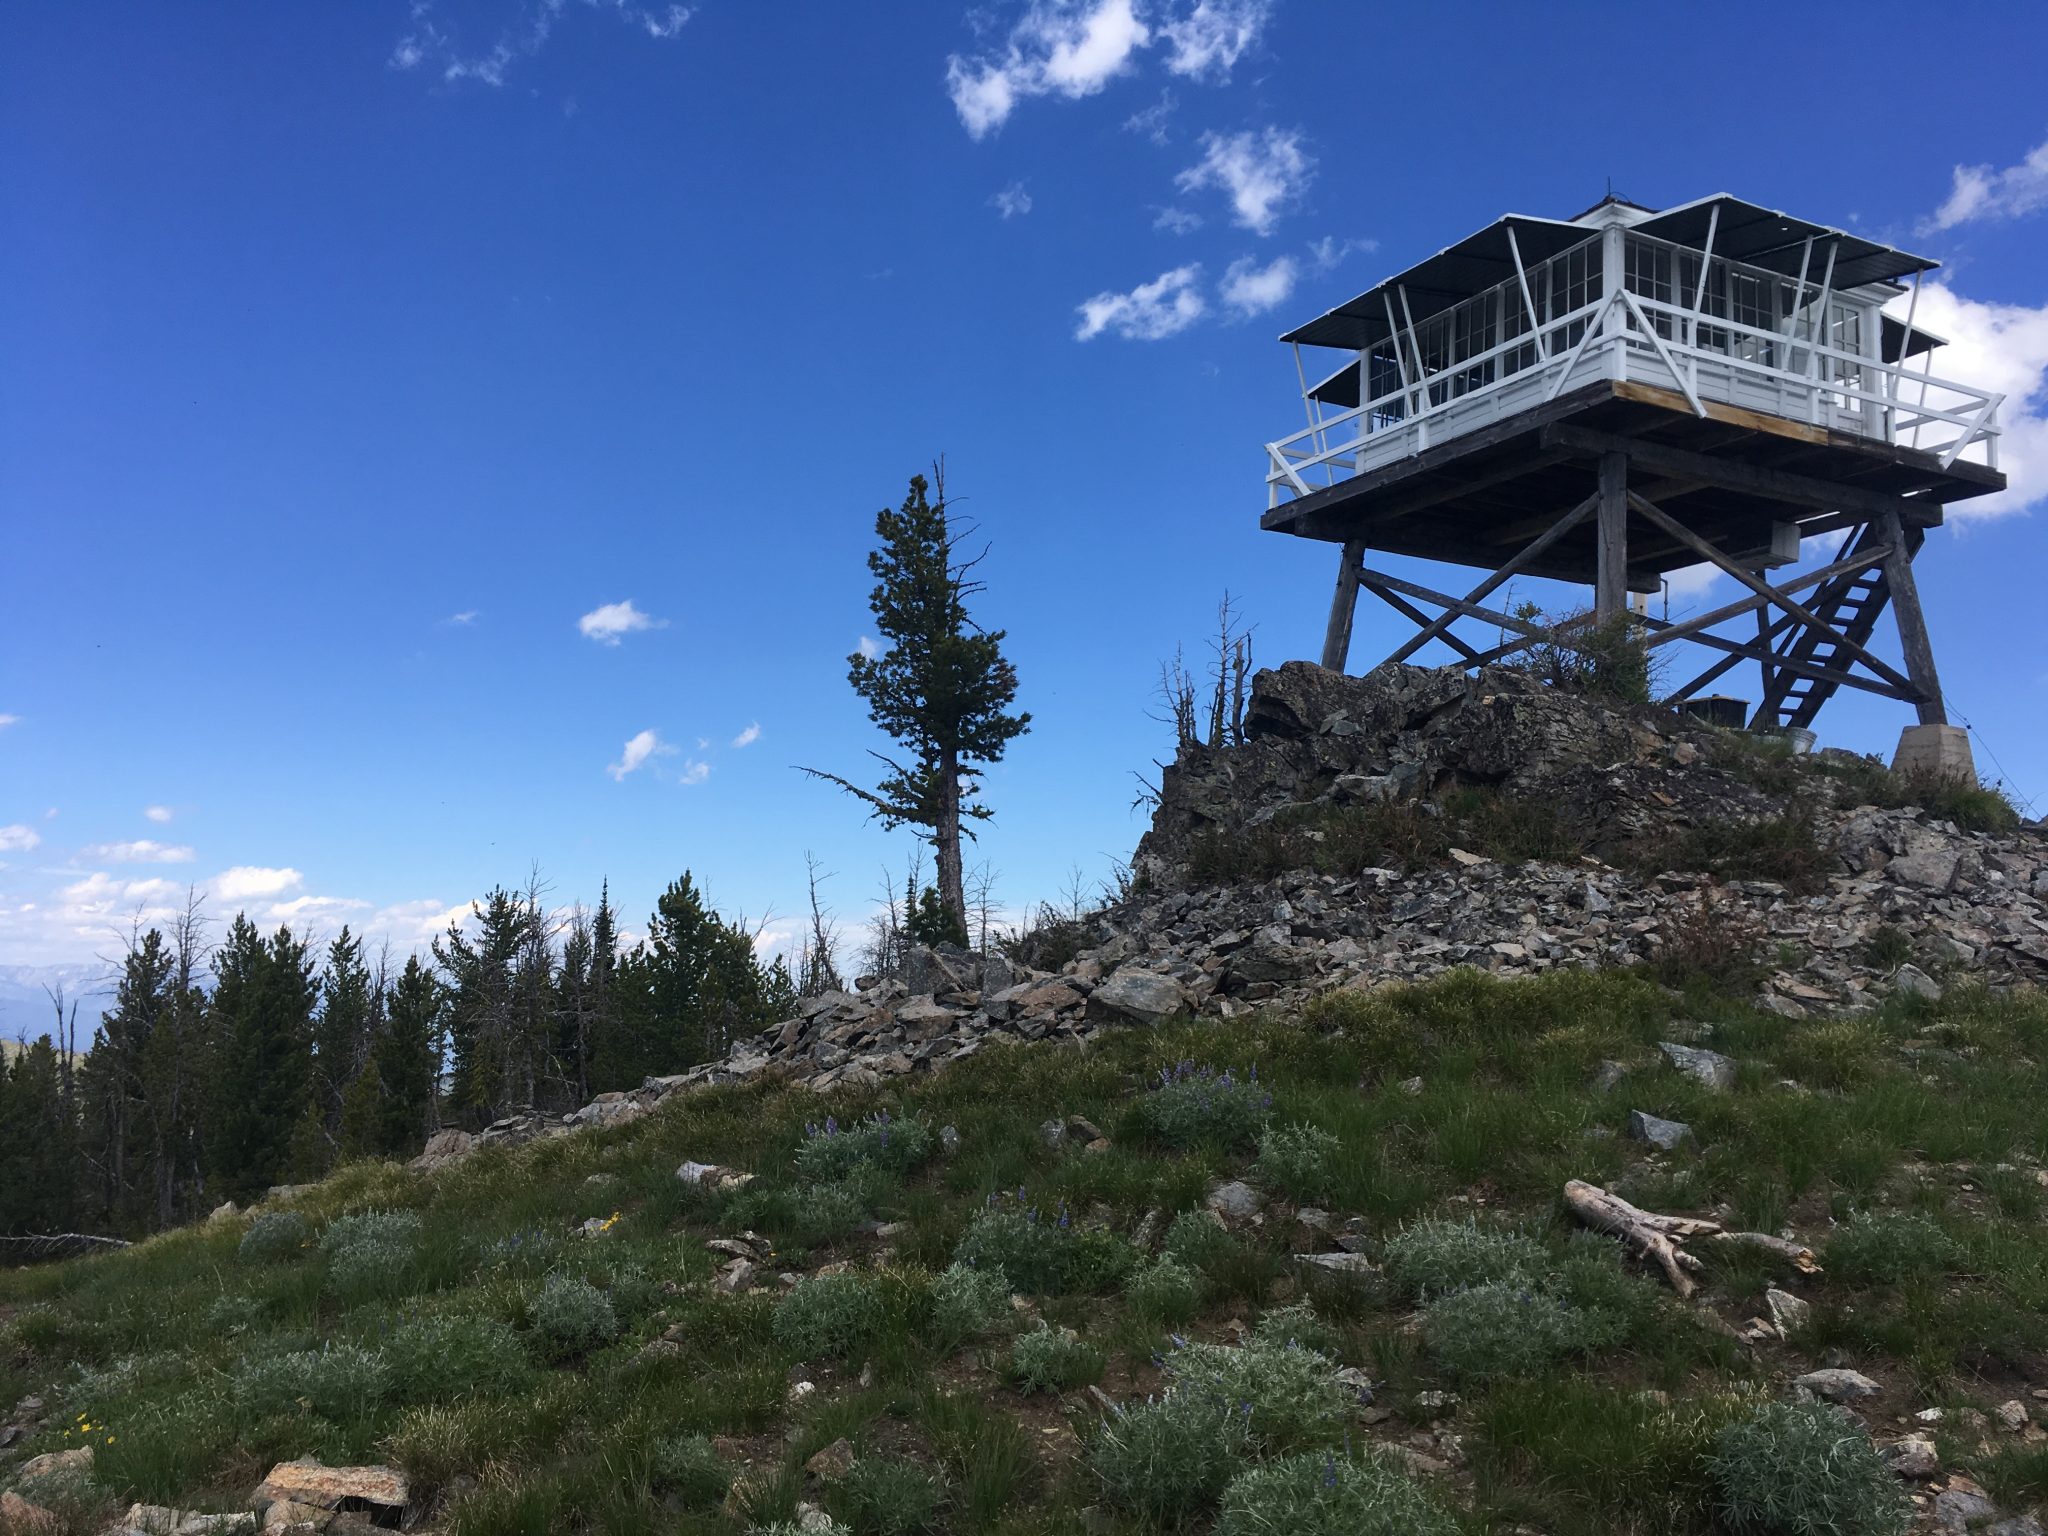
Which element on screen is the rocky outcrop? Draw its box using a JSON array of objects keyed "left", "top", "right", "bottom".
[{"left": 406, "top": 663, "right": 2045, "bottom": 1174}]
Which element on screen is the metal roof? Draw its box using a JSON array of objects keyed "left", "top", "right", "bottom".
[
  {"left": 1631, "top": 194, "right": 1939, "bottom": 290},
  {"left": 1278, "top": 213, "right": 1594, "bottom": 351},
  {"left": 1282, "top": 194, "right": 1942, "bottom": 354}
]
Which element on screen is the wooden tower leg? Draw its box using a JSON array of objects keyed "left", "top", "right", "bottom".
[
  {"left": 1320, "top": 537, "right": 1364, "bottom": 671},
  {"left": 1880, "top": 508, "right": 1947, "bottom": 726},
  {"left": 1595, "top": 452, "right": 1629, "bottom": 622}
]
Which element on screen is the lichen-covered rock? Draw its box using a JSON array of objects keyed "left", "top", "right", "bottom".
[{"left": 249, "top": 1459, "right": 407, "bottom": 1514}]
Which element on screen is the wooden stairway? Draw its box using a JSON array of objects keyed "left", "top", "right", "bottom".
[{"left": 1750, "top": 522, "right": 1925, "bottom": 732}]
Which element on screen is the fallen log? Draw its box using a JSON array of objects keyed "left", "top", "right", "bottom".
[
  {"left": 1562, "top": 1179, "right": 1719, "bottom": 1297},
  {"left": 1711, "top": 1230, "right": 1822, "bottom": 1274}
]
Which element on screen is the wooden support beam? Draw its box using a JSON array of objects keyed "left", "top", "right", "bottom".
[
  {"left": 1643, "top": 617, "right": 1917, "bottom": 702},
  {"left": 1376, "top": 493, "right": 1597, "bottom": 669},
  {"left": 1626, "top": 491, "right": 1921, "bottom": 697},
  {"left": 1361, "top": 567, "right": 1551, "bottom": 644},
  {"left": 1542, "top": 423, "right": 1944, "bottom": 526},
  {"left": 1320, "top": 538, "right": 1365, "bottom": 671},
  {"left": 1359, "top": 579, "right": 1484, "bottom": 663},
  {"left": 1596, "top": 452, "right": 1629, "bottom": 621},
  {"left": 1879, "top": 508, "right": 1948, "bottom": 726},
  {"left": 1640, "top": 542, "right": 1891, "bottom": 652}
]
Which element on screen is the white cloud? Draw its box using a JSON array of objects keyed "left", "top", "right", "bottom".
[
  {"left": 578, "top": 598, "right": 667, "bottom": 646},
  {"left": 1124, "top": 89, "right": 1177, "bottom": 144},
  {"left": 1923, "top": 135, "right": 2048, "bottom": 232},
  {"left": 1075, "top": 263, "right": 1206, "bottom": 341},
  {"left": 444, "top": 610, "right": 478, "bottom": 626},
  {"left": 1307, "top": 233, "right": 1377, "bottom": 271},
  {"left": 856, "top": 635, "right": 882, "bottom": 660},
  {"left": 732, "top": 722, "right": 762, "bottom": 749},
  {"left": 144, "top": 805, "right": 173, "bottom": 823},
  {"left": 679, "top": 760, "right": 712, "bottom": 786},
  {"left": 0, "top": 825, "right": 39, "bottom": 853},
  {"left": 392, "top": 0, "right": 693, "bottom": 88},
  {"left": 945, "top": 0, "right": 1150, "bottom": 138},
  {"left": 1159, "top": 0, "right": 1269, "bottom": 79},
  {"left": 609, "top": 728, "right": 675, "bottom": 782},
  {"left": 213, "top": 866, "right": 304, "bottom": 902},
  {"left": 1219, "top": 253, "right": 1298, "bottom": 317},
  {"left": 60, "top": 872, "right": 181, "bottom": 920},
  {"left": 368, "top": 898, "right": 473, "bottom": 946},
  {"left": 1659, "top": 564, "right": 1724, "bottom": 604},
  {"left": 990, "top": 181, "right": 1033, "bottom": 219},
  {"left": 1885, "top": 282, "right": 2048, "bottom": 520},
  {"left": 1153, "top": 205, "right": 1202, "bottom": 235},
  {"left": 268, "top": 894, "right": 372, "bottom": 927},
  {"left": 0, "top": 714, "right": 18, "bottom": 730},
  {"left": 81, "top": 840, "right": 195, "bottom": 865},
  {"left": 1175, "top": 126, "right": 1314, "bottom": 236}
]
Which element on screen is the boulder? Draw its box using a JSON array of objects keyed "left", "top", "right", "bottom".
[
  {"left": 18, "top": 1445, "right": 91, "bottom": 1481},
  {"left": 409, "top": 1128, "right": 474, "bottom": 1171},
  {"left": 1204, "top": 1180, "right": 1263, "bottom": 1223},
  {"left": 0, "top": 1491, "right": 59, "bottom": 1534},
  {"left": 1626, "top": 1110, "right": 1693, "bottom": 1151},
  {"left": 249, "top": 1461, "right": 407, "bottom": 1516},
  {"left": 1881, "top": 1435, "right": 1940, "bottom": 1479},
  {"left": 1659, "top": 1041, "right": 1736, "bottom": 1092},
  {"left": 1792, "top": 1368, "right": 1880, "bottom": 1402},
  {"left": 1088, "top": 970, "right": 1186, "bottom": 1025}
]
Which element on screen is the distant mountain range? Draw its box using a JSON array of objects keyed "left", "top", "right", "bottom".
[{"left": 0, "top": 963, "right": 113, "bottom": 1047}]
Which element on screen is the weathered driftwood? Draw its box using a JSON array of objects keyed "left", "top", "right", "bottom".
[
  {"left": 1563, "top": 1179, "right": 1719, "bottom": 1297},
  {"left": 1711, "top": 1229, "right": 1822, "bottom": 1273}
]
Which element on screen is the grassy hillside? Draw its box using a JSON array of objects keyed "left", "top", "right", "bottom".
[{"left": 5, "top": 969, "right": 2048, "bottom": 1534}]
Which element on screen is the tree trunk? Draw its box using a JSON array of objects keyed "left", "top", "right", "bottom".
[{"left": 935, "top": 749, "right": 967, "bottom": 934}]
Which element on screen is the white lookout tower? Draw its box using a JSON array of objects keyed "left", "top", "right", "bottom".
[{"left": 1264, "top": 192, "right": 2006, "bottom": 773}]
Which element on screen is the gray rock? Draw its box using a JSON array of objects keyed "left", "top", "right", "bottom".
[
  {"left": 1295, "top": 1251, "right": 1376, "bottom": 1278},
  {"left": 1088, "top": 969, "right": 1187, "bottom": 1025},
  {"left": 1880, "top": 1434, "right": 1939, "bottom": 1479},
  {"left": 939, "top": 1125, "right": 960, "bottom": 1154},
  {"left": 1039, "top": 1118, "right": 1067, "bottom": 1150},
  {"left": 1627, "top": 1110, "right": 1694, "bottom": 1151},
  {"left": 1765, "top": 1287, "right": 1810, "bottom": 1336},
  {"left": 1934, "top": 1489, "right": 1997, "bottom": 1531},
  {"left": 1792, "top": 1367, "right": 1881, "bottom": 1401},
  {"left": 1988, "top": 1518, "right": 2045, "bottom": 1536},
  {"left": 1891, "top": 846, "right": 1961, "bottom": 892},
  {"left": 1204, "top": 1180, "right": 1263, "bottom": 1222},
  {"left": 1594, "top": 1060, "right": 1629, "bottom": 1093},
  {"left": 1659, "top": 1041, "right": 1736, "bottom": 1092},
  {"left": 1893, "top": 962, "right": 1943, "bottom": 1001}
]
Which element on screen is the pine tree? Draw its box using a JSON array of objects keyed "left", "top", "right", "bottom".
[
  {"left": 207, "top": 917, "right": 317, "bottom": 1201},
  {"left": 373, "top": 955, "right": 441, "bottom": 1155},
  {"left": 436, "top": 888, "right": 541, "bottom": 1127},
  {"left": 803, "top": 468, "right": 1029, "bottom": 933},
  {"left": 79, "top": 927, "right": 175, "bottom": 1229},
  {"left": 0, "top": 1038, "right": 79, "bottom": 1235},
  {"left": 638, "top": 873, "right": 781, "bottom": 1070},
  {"left": 308, "top": 927, "right": 372, "bottom": 1169}
]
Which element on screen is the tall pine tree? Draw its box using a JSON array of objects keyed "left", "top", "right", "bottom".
[
  {"left": 207, "top": 917, "right": 318, "bottom": 1201},
  {"left": 803, "top": 468, "right": 1029, "bottom": 933}
]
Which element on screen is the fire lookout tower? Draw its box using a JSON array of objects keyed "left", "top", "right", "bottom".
[{"left": 1264, "top": 192, "right": 2005, "bottom": 771}]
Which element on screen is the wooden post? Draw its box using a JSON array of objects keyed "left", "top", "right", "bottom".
[
  {"left": 1320, "top": 538, "right": 1364, "bottom": 672},
  {"left": 1595, "top": 451, "right": 1628, "bottom": 621},
  {"left": 1881, "top": 508, "right": 1948, "bottom": 725}
]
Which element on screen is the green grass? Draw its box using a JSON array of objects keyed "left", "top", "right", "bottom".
[{"left": 7, "top": 969, "right": 2048, "bottom": 1533}]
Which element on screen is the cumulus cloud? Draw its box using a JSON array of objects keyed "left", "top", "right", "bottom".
[
  {"left": 1075, "top": 263, "right": 1206, "bottom": 341},
  {"left": 731, "top": 723, "right": 762, "bottom": 749},
  {"left": 578, "top": 598, "right": 667, "bottom": 646},
  {"left": 1219, "top": 253, "right": 1298, "bottom": 317},
  {"left": 0, "top": 825, "right": 39, "bottom": 853},
  {"left": 268, "top": 894, "right": 373, "bottom": 928},
  {"left": 391, "top": 0, "right": 693, "bottom": 88},
  {"left": 609, "top": 728, "right": 675, "bottom": 781},
  {"left": 947, "top": 0, "right": 1150, "bottom": 137},
  {"left": 990, "top": 181, "right": 1034, "bottom": 219},
  {"left": 679, "top": 760, "right": 712, "bottom": 786},
  {"left": 1153, "top": 205, "right": 1202, "bottom": 235},
  {"left": 1885, "top": 282, "right": 2048, "bottom": 520},
  {"left": 213, "top": 866, "right": 304, "bottom": 902},
  {"left": 144, "top": 805, "right": 174, "bottom": 823},
  {"left": 1159, "top": 0, "right": 1269, "bottom": 78},
  {"left": 81, "top": 840, "right": 195, "bottom": 865},
  {"left": 1923, "top": 135, "right": 2048, "bottom": 232},
  {"left": 1307, "top": 234, "right": 1377, "bottom": 271},
  {"left": 1124, "top": 88, "right": 1177, "bottom": 144},
  {"left": 1176, "top": 126, "right": 1314, "bottom": 235}
]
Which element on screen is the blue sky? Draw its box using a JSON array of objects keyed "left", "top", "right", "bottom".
[{"left": 4, "top": 0, "right": 2047, "bottom": 987}]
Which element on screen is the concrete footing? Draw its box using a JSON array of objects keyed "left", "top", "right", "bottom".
[{"left": 1892, "top": 723, "right": 1976, "bottom": 782}]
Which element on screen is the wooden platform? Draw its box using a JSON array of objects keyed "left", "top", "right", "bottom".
[{"left": 1262, "top": 380, "right": 2006, "bottom": 590}]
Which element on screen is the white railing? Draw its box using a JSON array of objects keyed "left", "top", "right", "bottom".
[{"left": 1266, "top": 286, "right": 2004, "bottom": 509}]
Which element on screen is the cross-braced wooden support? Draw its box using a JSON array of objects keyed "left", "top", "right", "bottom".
[{"left": 1316, "top": 445, "right": 1951, "bottom": 734}]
